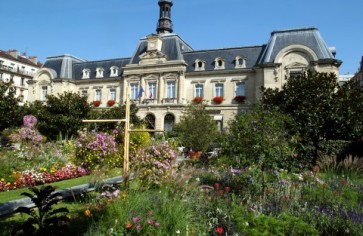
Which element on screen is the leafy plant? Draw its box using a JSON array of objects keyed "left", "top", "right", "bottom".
[
  {"left": 0, "top": 80, "right": 23, "bottom": 132},
  {"left": 12, "top": 185, "right": 70, "bottom": 236},
  {"left": 174, "top": 103, "right": 218, "bottom": 153}
]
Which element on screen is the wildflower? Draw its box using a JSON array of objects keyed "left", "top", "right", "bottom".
[
  {"left": 214, "top": 182, "right": 220, "bottom": 190},
  {"left": 176, "top": 230, "right": 181, "bottom": 234},
  {"left": 216, "top": 226, "right": 224, "bottom": 235},
  {"left": 125, "top": 222, "right": 132, "bottom": 228},
  {"left": 147, "top": 219, "right": 153, "bottom": 224},
  {"left": 136, "top": 224, "right": 142, "bottom": 229},
  {"left": 132, "top": 216, "right": 140, "bottom": 223},
  {"left": 148, "top": 210, "right": 153, "bottom": 216},
  {"left": 154, "top": 222, "right": 160, "bottom": 227},
  {"left": 224, "top": 186, "right": 231, "bottom": 192},
  {"left": 84, "top": 209, "right": 91, "bottom": 217},
  {"left": 217, "top": 190, "right": 224, "bottom": 196},
  {"left": 1, "top": 178, "right": 4, "bottom": 182}
]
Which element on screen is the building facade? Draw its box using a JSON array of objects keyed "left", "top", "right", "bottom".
[
  {"left": 0, "top": 49, "right": 42, "bottom": 105},
  {"left": 28, "top": 0, "right": 341, "bottom": 131},
  {"left": 351, "top": 56, "right": 363, "bottom": 87}
]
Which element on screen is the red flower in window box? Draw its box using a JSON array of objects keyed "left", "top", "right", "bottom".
[
  {"left": 234, "top": 95, "right": 246, "bottom": 103},
  {"left": 93, "top": 100, "right": 101, "bottom": 107},
  {"left": 213, "top": 96, "right": 224, "bottom": 104},
  {"left": 193, "top": 97, "right": 203, "bottom": 104},
  {"left": 107, "top": 100, "right": 116, "bottom": 107}
]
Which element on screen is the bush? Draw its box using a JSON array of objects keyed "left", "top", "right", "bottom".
[
  {"left": 74, "top": 130, "right": 122, "bottom": 171},
  {"left": 131, "top": 143, "right": 178, "bottom": 188},
  {"left": 220, "top": 105, "right": 300, "bottom": 171}
]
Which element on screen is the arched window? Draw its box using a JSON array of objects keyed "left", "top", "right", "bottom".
[
  {"left": 145, "top": 114, "right": 156, "bottom": 130},
  {"left": 82, "top": 69, "right": 91, "bottom": 79},
  {"left": 195, "top": 59, "right": 205, "bottom": 71},
  {"left": 164, "top": 114, "right": 175, "bottom": 133},
  {"left": 214, "top": 57, "right": 225, "bottom": 70}
]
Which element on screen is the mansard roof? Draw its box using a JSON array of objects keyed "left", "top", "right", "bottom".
[
  {"left": 258, "top": 27, "right": 337, "bottom": 64},
  {"left": 182, "top": 46, "right": 265, "bottom": 72},
  {"left": 43, "top": 55, "right": 86, "bottom": 79},
  {"left": 129, "top": 33, "right": 193, "bottom": 64},
  {"left": 73, "top": 58, "right": 130, "bottom": 80}
]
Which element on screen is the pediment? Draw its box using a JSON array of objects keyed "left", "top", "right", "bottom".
[{"left": 285, "top": 62, "right": 307, "bottom": 69}]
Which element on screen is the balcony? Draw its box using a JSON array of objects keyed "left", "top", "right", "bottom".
[
  {"left": 0, "top": 65, "right": 35, "bottom": 77},
  {"left": 162, "top": 98, "right": 177, "bottom": 104},
  {"left": 142, "top": 99, "right": 157, "bottom": 105}
]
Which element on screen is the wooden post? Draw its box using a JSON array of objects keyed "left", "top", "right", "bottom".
[{"left": 123, "top": 86, "right": 130, "bottom": 187}]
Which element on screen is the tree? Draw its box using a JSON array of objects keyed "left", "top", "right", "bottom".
[
  {"left": 0, "top": 81, "right": 23, "bottom": 131},
  {"left": 261, "top": 70, "right": 363, "bottom": 162},
  {"left": 24, "top": 92, "right": 91, "bottom": 140},
  {"left": 174, "top": 103, "right": 218, "bottom": 153}
]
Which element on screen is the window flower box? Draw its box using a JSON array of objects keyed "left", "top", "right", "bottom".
[
  {"left": 107, "top": 100, "right": 115, "bottom": 107},
  {"left": 93, "top": 100, "right": 101, "bottom": 107},
  {"left": 193, "top": 97, "right": 203, "bottom": 104},
  {"left": 213, "top": 96, "right": 224, "bottom": 104},
  {"left": 234, "top": 95, "right": 246, "bottom": 103}
]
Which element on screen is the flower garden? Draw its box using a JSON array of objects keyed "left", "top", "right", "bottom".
[{"left": 1, "top": 72, "right": 363, "bottom": 235}]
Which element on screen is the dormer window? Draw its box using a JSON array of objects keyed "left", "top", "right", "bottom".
[
  {"left": 82, "top": 69, "right": 91, "bottom": 79},
  {"left": 110, "top": 66, "right": 119, "bottom": 77},
  {"left": 96, "top": 67, "right": 104, "bottom": 78},
  {"left": 235, "top": 56, "right": 246, "bottom": 68},
  {"left": 195, "top": 59, "right": 205, "bottom": 71},
  {"left": 214, "top": 57, "right": 225, "bottom": 70}
]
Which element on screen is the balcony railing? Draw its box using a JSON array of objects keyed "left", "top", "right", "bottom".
[
  {"left": 0, "top": 65, "right": 35, "bottom": 77},
  {"left": 142, "top": 99, "right": 157, "bottom": 105},
  {"left": 162, "top": 98, "right": 177, "bottom": 104}
]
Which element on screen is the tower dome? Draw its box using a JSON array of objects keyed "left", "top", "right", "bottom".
[{"left": 156, "top": 0, "right": 173, "bottom": 34}]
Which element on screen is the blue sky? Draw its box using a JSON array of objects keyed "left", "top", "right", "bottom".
[{"left": 1, "top": 0, "right": 361, "bottom": 74}]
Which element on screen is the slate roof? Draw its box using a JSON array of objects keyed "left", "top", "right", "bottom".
[
  {"left": 360, "top": 56, "right": 363, "bottom": 72},
  {"left": 43, "top": 55, "right": 86, "bottom": 79},
  {"left": 182, "top": 46, "right": 265, "bottom": 72},
  {"left": 72, "top": 58, "right": 130, "bottom": 80},
  {"left": 258, "top": 27, "right": 336, "bottom": 64},
  {"left": 129, "top": 33, "right": 193, "bottom": 64}
]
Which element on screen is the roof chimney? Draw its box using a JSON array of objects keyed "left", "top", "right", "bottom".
[
  {"left": 29, "top": 56, "right": 38, "bottom": 65},
  {"left": 8, "top": 49, "right": 19, "bottom": 58}
]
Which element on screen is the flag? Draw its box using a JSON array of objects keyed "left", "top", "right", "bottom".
[{"left": 137, "top": 86, "right": 144, "bottom": 98}]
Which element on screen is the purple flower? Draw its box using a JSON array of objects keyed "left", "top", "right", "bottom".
[{"left": 132, "top": 216, "right": 140, "bottom": 223}]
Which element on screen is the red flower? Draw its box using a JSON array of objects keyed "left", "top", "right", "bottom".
[
  {"left": 224, "top": 186, "right": 231, "bottom": 192},
  {"left": 216, "top": 226, "right": 224, "bottom": 235},
  {"left": 193, "top": 97, "right": 203, "bottom": 104},
  {"left": 234, "top": 95, "right": 246, "bottom": 103},
  {"left": 217, "top": 189, "right": 224, "bottom": 196},
  {"left": 214, "top": 182, "right": 220, "bottom": 190},
  {"left": 213, "top": 96, "right": 224, "bottom": 104},
  {"left": 93, "top": 100, "right": 101, "bottom": 107},
  {"left": 107, "top": 100, "right": 115, "bottom": 107}
]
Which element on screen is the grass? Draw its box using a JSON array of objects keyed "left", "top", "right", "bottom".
[{"left": 0, "top": 175, "right": 92, "bottom": 203}]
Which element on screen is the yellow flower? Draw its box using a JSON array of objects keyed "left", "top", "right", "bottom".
[
  {"left": 84, "top": 209, "right": 91, "bottom": 217},
  {"left": 1, "top": 178, "right": 4, "bottom": 182}
]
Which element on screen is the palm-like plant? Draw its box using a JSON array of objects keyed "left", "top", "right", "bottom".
[{"left": 12, "top": 185, "right": 70, "bottom": 236}]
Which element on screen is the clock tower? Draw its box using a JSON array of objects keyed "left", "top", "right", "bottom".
[{"left": 156, "top": 0, "right": 173, "bottom": 34}]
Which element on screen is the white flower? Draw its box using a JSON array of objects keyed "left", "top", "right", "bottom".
[{"left": 176, "top": 230, "right": 181, "bottom": 234}]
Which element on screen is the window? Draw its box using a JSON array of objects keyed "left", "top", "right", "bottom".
[
  {"left": 148, "top": 82, "right": 157, "bottom": 99},
  {"left": 195, "top": 84, "right": 204, "bottom": 97},
  {"left": 166, "top": 81, "right": 176, "bottom": 98},
  {"left": 20, "top": 78, "right": 25, "bottom": 86},
  {"left": 195, "top": 60, "right": 205, "bottom": 71},
  {"left": 289, "top": 70, "right": 303, "bottom": 78},
  {"left": 214, "top": 58, "right": 225, "bottom": 69},
  {"left": 236, "top": 82, "right": 245, "bottom": 96},
  {"left": 110, "top": 66, "right": 119, "bottom": 77},
  {"left": 41, "top": 86, "right": 48, "bottom": 101},
  {"left": 109, "top": 88, "right": 116, "bottom": 100},
  {"left": 95, "top": 89, "right": 102, "bottom": 101},
  {"left": 130, "top": 83, "right": 139, "bottom": 99},
  {"left": 235, "top": 56, "right": 246, "bottom": 68},
  {"left": 0, "top": 73, "right": 3, "bottom": 79},
  {"left": 215, "top": 83, "right": 224, "bottom": 97},
  {"left": 145, "top": 114, "right": 156, "bottom": 130},
  {"left": 82, "top": 69, "right": 90, "bottom": 79},
  {"left": 96, "top": 68, "right": 104, "bottom": 78},
  {"left": 81, "top": 90, "right": 88, "bottom": 97},
  {"left": 164, "top": 114, "right": 175, "bottom": 133}
]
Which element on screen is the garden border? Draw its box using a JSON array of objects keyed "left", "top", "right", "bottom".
[{"left": 0, "top": 176, "right": 124, "bottom": 218}]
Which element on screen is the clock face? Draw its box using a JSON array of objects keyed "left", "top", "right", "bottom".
[{"left": 149, "top": 41, "right": 156, "bottom": 48}]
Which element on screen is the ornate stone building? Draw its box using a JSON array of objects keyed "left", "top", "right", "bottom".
[{"left": 28, "top": 0, "right": 341, "bottom": 131}]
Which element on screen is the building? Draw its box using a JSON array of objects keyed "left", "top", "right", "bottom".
[
  {"left": 351, "top": 56, "right": 363, "bottom": 87},
  {"left": 0, "top": 49, "right": 42, "bottom": 105},
  {"left": 338, "top": 74, "right": 354, "bottom": 86},
  {"left": 28, "top": 0, "right": 341, "bottom": 131}
]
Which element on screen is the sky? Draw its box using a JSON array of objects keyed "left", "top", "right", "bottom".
[{"left": 1, "top": 0, "right": 362, "bottom": 75}]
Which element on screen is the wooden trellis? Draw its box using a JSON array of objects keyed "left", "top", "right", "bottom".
[{"left": 82, "top": 86, "right": 163, "bottom": 187}]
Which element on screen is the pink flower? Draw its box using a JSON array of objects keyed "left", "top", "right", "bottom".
[
  {"left": 132, "top": 216, "right": 140, "bottom": 223},
  {"left": 154, "top": 222, "right": 160, "bottom": 227},
  {"left": 148, "top": 210, "right": 153, "bottom": 216},
  {"left": 147, "top": 219, "right": 153, "bottom": 224},
  {"left": 136, "top": 224, "right": 142, "bottom": 229}
]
